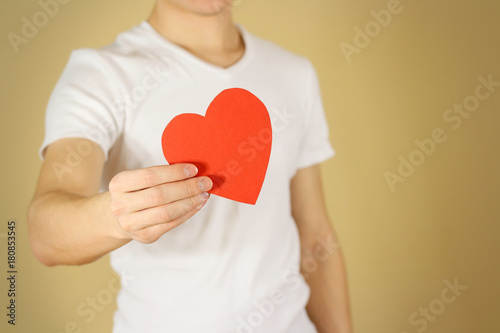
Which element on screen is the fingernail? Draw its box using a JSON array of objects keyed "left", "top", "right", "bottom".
[
  {"left": 185, "top": 165, "right": 198, "bottom": 177},
  {"left": 198, "top": 178, "right": 212, "bottom": 191},
  {"left": 199, "top": 192, "right": 209, "bottom": 200}
]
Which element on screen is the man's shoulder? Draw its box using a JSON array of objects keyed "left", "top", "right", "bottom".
[
  {"left": 62, "top": 22, "right": 164, "bottom": 78},
  {"left": 100, "top": 22, "right": 152, "bottom": 55},
  {"left": 65, "top": 22, "right": 158, "bottom": 65},
  {"left": 243, "top": 27, "right": 314, "bottom": 73}
]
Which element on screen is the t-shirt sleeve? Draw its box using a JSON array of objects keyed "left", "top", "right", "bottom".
[
  {"left": 295, "top": 61, "right": 335, "bottom": 169},
  {"left": 39, "top": 49, "right": 123, "bottom": 161}
]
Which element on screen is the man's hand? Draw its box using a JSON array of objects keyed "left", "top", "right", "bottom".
[
  {"left": 109, "top": 164, "right": 212, "bottom": 244},
  {"left": 28, "top": 138, "right": 212, "bottom": 266}
]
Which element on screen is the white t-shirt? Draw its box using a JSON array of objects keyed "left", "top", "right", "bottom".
[{"left": 41, "top": 22, "right": 334, "bottom": 333}]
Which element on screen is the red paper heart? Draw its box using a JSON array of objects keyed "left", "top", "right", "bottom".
[{"left": 161, "top": 88, "right": 272, "bottom": 205}]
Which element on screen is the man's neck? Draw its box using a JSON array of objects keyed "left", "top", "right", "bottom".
[{"left": 147, "top": 1, "right": 245, "bottom": 68}]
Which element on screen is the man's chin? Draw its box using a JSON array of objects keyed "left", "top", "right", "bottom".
[{"left": 167, "top": 0, "right": 233, "bottom": 17}]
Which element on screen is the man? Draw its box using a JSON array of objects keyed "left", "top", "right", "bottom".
[{"left": 28, "top": 0, "right": 353, "bottom": 332}]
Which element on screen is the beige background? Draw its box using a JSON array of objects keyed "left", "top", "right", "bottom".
[{"left": 1, "top": 0, "right": 499, "bottom": 332}]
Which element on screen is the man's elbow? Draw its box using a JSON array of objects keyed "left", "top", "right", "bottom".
[
  {"left": 27, "top": 200, "right": 100, "bottom": 267},
  {"left": 301, "top": 227, "right": 342, "bottom": 263},
  {"left": 28, "top": 227, "right": 91, "bottom": 267},
  {"left": 28, "top": 233, "right": 59, "bottom": 267},
  {"left": 27, "top": 199, "right": 82, "bottom": 266},
  {"left": 32, "top": 249, "right": 58, "bottom": 267},
  {"left": 27, "top": 201, "right": 56, "bottom": 266}
]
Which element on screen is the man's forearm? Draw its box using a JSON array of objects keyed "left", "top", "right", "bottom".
[
  {"left": 28, "top": 191, "right": 129, "bottom": 266},
  {"left": 304, "top": 242, "right": 353, "bottom": 333}
]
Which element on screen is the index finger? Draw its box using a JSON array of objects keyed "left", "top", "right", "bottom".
[{"left": 110, "top": 164, "right": 198, "bottom": 192}]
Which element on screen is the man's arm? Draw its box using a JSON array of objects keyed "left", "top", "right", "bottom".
[
  {"left": 28, "top": 138, "right": 212, "bottom": 266},
  {"left": 291, "top": 164, "right": 353, "bottom": 333}
]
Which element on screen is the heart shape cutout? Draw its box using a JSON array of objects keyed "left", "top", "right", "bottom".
[{"left": 161, "top": 88, "right": 272, "bottom": 205}]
